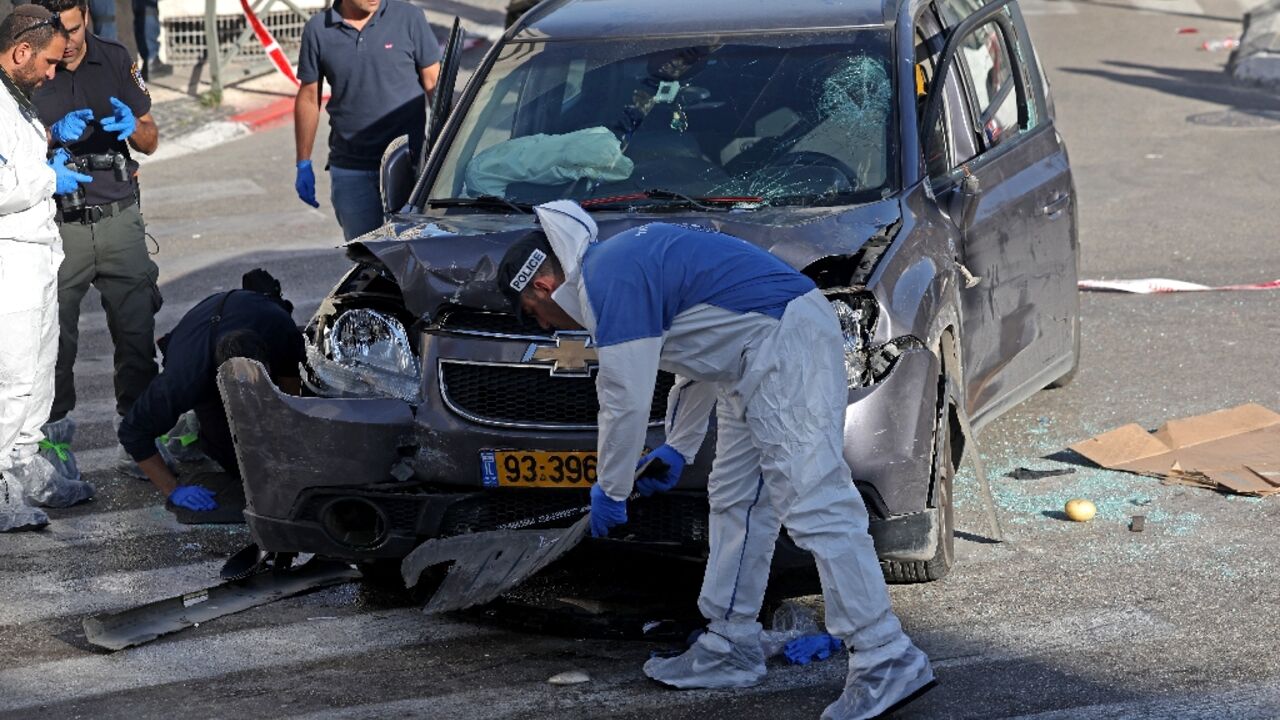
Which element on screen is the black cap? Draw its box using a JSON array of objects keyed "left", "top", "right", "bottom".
[
  {"left": 495, "top": 233, "right": 554, "bottom": 320},
  {"left": 242, "top": 268, "right": 293, "bottom": 315}
]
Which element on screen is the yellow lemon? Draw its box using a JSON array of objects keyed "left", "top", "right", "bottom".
[{"left": 1064, "top": 498, "right": 1097, "bottom": 522}]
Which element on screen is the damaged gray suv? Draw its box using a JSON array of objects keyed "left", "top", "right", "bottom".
[{"left": 220, "top": 0, "right": 1078, "bottom": 583}]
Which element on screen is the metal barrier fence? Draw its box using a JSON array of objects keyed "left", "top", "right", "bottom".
[{"left": 171, "top": 0, "right": 318, "bottom": 99}]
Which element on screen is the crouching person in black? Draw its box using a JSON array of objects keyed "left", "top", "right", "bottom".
[{"left": 118, "top": 270, "right": 304, "bottom": 512}]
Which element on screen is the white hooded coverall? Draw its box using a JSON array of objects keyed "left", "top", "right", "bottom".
[
  {"left": 0, "top": 78, "right": 63, "bottom": 483},
  {"left": 535, "top": 201, "right": 903, "bottom": 652}
]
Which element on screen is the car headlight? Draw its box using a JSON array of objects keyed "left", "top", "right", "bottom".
[
  {"left": 309, "top": 308, "right": 420, "bottom": 402},
  {"left": 330, "top": 308, "right": 418, "bottom": 376},
  {"left": 830, "top": 296, "right": 878, "bottom": 388}
]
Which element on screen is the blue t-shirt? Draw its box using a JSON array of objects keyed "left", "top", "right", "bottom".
[
  {"left": 297, "top": 0, "right": 443, "bottom": 170},
  {"left": 580, "top": 223, "right": 817, "bottom": 348}
]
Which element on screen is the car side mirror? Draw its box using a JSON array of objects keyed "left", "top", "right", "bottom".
[
  {"left": 949, "top": 173, "right": 981, "bottom": 233},
  {"left": 380, "top": 135, "right": 415, "bottom": 217}
]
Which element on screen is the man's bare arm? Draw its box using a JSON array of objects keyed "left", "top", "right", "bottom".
[
  {"left": 295, "top": 81, "right": 321, "bottom": 163},
  {"left": 420, "top": 63, "right": 440, "bottom": 99},
  {"left": 129, "top": 112, "right": 159, "bottom": 155},
  {"left": 138, "top": 453, "right": 179, "bottom": 498}
]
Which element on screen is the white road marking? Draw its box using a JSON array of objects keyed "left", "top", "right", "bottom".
[
  {"left": 925, "top": 607, "right": 1178, "bottom": 669},
  {"left": 5, "top": 505, "right": 203, "bottom": 554},
  {"left": 1018, "top": 0, "right": 1081, "bottom": 15},
  {"left": 997, "top": 683, "right": 1280, "bottom": 719},
  {"left": 139, "top": 121, "right": 252, "bottom": 165},
  {"left": 0, "top": 560, "right": 224, "bottom": 626},
  {"left": 144, "top": 178, "right": 266, "bottom": 206},
  {"left": 1126, "top": 0, "right": 1206, "bottom": 15},
  {"left": 0, "top": 611, "right": 488, "bottom": 711}
]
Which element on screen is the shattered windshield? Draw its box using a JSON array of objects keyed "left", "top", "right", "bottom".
[{"left": 428, "top": 32, "right": 897, "bottom": 209}]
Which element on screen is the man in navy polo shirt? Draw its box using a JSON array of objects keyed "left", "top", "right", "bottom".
[{"left": 293, "top": 0, "right": 441, "bottom": 240}]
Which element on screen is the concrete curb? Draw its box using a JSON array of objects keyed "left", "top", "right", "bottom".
[
  {"left": 1230, "top": 0, "right": 1280, "bottom": 90},
  {"left": 140, "top": 96, "right": 294, "bottom": 165}
]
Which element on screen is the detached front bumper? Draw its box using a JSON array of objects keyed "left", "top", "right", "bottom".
[
  {"left": 218, "top": 358, "right": 418, "bottom": 557},
  {"left": 218, "top": 358, "right": 705, "bottom": 558}
]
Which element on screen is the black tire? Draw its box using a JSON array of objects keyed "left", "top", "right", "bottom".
[{"left": 880, "top": 387, "right": 956, "bottom": 584}]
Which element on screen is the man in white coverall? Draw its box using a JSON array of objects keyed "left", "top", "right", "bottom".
[
  {"left": 0, "top": 3, "right": 96, "bottom": 532},
  {"left": 495, "top": 200, "right": 934, "bottom": 720}
]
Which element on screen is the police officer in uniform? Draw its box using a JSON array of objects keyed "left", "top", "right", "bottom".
[{"left": 30, "top": 0, "right": 160, "bottom": 478}]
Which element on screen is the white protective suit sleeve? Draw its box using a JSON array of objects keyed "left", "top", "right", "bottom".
[
  {"left": 0, "top": 119, "right": 55, "bottom": 216},
  {"left": 663, "top": 377, "right": 717, "bottom": 463},
  {"left": 594, "top": 336, "right": 663, "bottom": 502}
]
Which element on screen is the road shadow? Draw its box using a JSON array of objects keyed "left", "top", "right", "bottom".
[{"left": 1059, "top": 60, "right": 1280, "bottom": 115}]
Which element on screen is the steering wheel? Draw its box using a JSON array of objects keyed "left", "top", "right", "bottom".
[{"left": 769, "top": 151, "right": 860, "bottom": 191}]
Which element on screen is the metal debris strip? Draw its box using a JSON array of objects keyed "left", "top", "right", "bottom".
[
  {"left": 402, "top": 515, "right": 591, "bottom": 615},
  {"left": 83, "top": 559, "right": 361, "bottom": 651}
]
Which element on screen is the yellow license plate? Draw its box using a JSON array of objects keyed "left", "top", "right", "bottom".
[{"left": 481, "top": 450, "right": 598, "bottom": 488}]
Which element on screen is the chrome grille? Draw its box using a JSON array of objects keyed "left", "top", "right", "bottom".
[{"left": 440, "top": 361, "right": 676, "bottom": 429}]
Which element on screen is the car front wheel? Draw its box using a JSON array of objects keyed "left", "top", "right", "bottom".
[{"left": 880, "top": 377, "right": 956, "bottom": 583}]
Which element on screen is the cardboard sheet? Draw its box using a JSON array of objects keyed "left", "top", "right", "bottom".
[{"left": 1069, "top": 404, "right": 1280, "bottom": 497}]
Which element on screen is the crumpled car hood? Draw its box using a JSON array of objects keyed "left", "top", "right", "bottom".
[{"left": 347, "top": 199, "right": 901, "bottom": 320}]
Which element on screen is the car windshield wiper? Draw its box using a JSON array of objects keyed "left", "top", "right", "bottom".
[
  {"left": 580, "top": 189, "right": 762, "bottom": 211},
  {"left": 428, "top": 195, "right": 533, "bottom": 214}
]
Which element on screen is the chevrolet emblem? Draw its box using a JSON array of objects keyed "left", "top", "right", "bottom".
[{"left": 523, "top": 334, "right": 597, "bottom": 376}]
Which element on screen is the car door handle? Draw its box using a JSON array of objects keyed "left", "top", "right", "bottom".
[{"left": 1041, "top": 194, "right": 1071, "bottom": 217}]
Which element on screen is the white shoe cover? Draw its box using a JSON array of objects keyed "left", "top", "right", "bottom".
[
  {"left": 643, "top": 623, "right": 767, "bottom": 689},
  {"left": 38, "top": 417, "right": 81, "bottom": 483},
  {"left": 12, "top": 454, "right": 95, "bottom": 508},
  {"left": 821, "top": 636, "right": 934, "bottom": 720},
  {"left": 1, "top": 472, "right": 49, "bottom": 531}
]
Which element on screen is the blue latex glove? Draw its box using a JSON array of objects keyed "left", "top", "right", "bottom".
[
  {"left": 295, "top": 160, "right": 319, "bottom": 208},
  {"left": 783, "top": 634, "right": 843, "bottom": 666},
  {"left": 49, "top": 149, "right": 93, "bottom": 195},
  {"left": 99, "top": 97, "right": 136, "bottom": 141},
  {"left": 635, "top": 444, "right": 686, "bottom": 497},
  {"left": 51, "top": 108, "right": 94, "bottom": 143},
  {"left": 170, "top": 485, "right": 218, "bottom": 512},
  {"left": 589, "top": 483, "right": 627, "bottom": 538}
]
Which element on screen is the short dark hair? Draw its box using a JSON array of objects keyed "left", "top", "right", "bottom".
[
  {"left": 0, "top": 4, "right": 68, "bottom": 53},
  {"left": 215, "top": 330, "right": 271, "bottom": 367},
  {"left": 29, "top": 0, "right": 88, "bottom": 16}
]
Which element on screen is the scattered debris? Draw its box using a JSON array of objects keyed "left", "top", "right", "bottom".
[
  {"left": 1176, "top": 27, "right": 1199, "bottom": 34},
  {"left": 1069, "top": 404, "right": 1280, "bottom": 497},
  {"left": 83, "top": 558, "right": 360, "bottom": 651},
  {"left": 1130, "top": 516, "right": 1146, "bottom": 533},
  {"left": 401, "top": 516, "right": 590, "bottom": 614},
  {"left": 547, "top": 670, "right": 591, "bottom": 685},
  {"left": 1200, "top": 38, "right": 1240, "bottom": 52},
  {"left": 1006, "top": 467, "right": 1076, "bottom": 480},
  {"left": 1078, "top": 277, "right": 1280, "bottom": 293},
  {"left": 761, "top": 600, "right": 822, "bottom": 658},
  {"left": 1064, "top": 498, "right": 1097, "bottom": 522},
  {"left": 783, "top": 634, "right": 844, "bottom": 666}
]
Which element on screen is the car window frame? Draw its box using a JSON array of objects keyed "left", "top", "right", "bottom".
[{"left": 918, "top": 0, "right": 1032, "bottom": 189}]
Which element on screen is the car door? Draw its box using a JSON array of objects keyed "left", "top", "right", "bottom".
[{"left": 924, "top": 0, "right": 1074, "bottom": 424}]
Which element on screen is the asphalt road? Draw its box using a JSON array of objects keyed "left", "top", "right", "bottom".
[{"left": 3, "top": 3, "right": 1279, "bottom": 718}]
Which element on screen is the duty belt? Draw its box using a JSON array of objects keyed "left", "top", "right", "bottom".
[{"left": 57, "top": 197, "right": 137, "bottom": 225}]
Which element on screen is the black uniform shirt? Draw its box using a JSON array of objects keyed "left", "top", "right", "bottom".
[
  {"left": 32, "top": 34, "right": 150, "bottom": 206},
  {"left": 118, "top": 291, "right": 305, "bottom": 462}
]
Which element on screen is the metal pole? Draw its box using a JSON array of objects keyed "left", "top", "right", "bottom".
[{"left": 206, "top": 0, "right": 222, "bottom": 102}]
